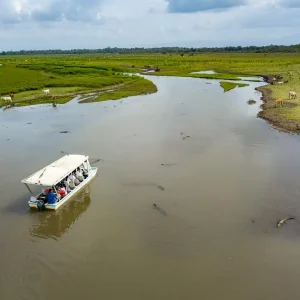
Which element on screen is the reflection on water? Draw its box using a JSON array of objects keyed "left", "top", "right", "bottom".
[{"left": 30, "top": 187, "right": 91, "bottom": 240}]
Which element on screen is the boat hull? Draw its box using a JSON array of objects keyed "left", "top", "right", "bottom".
[{"left": 28, "top": 167, "right": 98, "bottom": 210}]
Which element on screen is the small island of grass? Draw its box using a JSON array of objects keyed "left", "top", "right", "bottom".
[
  {"left": 80, "top": 79, "right": 157, "bottom": 103},
  {"left": 220, "top": 81, "right": 249, "bottom": 92}
]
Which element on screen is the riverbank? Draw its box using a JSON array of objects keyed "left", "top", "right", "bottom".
[
  {"left": 0, "top": 75, "right": 156, "bottom": 108},
  {"left": 80, "top": 79, "right": 157, "bottom": 103},
  {"left": 256, "top": 75, "right": 300, "bottom": 133},
  {"left": 1, "top": 53, "right": 300, "bottom": 134},
  {"left": 0, "top": 62, "right": 156, "bottom": 107}
]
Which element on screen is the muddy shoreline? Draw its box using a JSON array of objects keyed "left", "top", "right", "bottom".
[{"left": 256, "top": 75, "right": 300, "bottom": 134}]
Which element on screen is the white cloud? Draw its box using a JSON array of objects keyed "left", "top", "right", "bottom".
[{"left": 0, "top": 0, "right": 299, "bottom": 50}]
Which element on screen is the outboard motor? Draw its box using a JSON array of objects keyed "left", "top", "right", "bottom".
[{"left": 37, "top": 200, "right": 45, "bottom": 211}]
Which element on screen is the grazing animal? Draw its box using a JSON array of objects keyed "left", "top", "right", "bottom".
[
  {"left": 277, "top": 217, "right": 294, "bottom": 228},
  {"left": 9, "top": 93, "right": 14, "bottom": 100},
  {"left": 289, "top": 91, "right": 297, "bottom": 99},
  {"left": 42, "top": 89, "right": 50, "bottom": 95},
  {"left": 1, "top": 96, "right": 12, "bottom": 103},
  {"left": 274, "top": 98, "right": 284, "bottom": 107}
]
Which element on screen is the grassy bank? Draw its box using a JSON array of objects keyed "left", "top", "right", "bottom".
[
  {"left": 0, "top": 61, "right": 156, "bottom": 107},
  {"left": 220, "top": 81, "right": 249, "bottom": 92},
  {"left": 80, "top": 79, "right": 157, "bottom": 103},
  {"left": 257, "top": 72, "right": 300, "bottom": 132},
  {"left": 1, "top": 53, "right": 300, "bottom": 133}
]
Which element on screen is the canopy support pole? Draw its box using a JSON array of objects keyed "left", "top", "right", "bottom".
[
  {"left": 24, "top": 183, "right": 34, "bottom": 195},
  {"left": 87, "top": 159, "right": 91, "bottom": 175}
]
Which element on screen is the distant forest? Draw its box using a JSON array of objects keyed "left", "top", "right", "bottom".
[{"left": 1, "top": 44, "right": 300, "bottom": 55}]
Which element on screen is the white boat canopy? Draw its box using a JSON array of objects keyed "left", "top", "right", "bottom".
[{"left": 21, "top": 154, "right": 89, "bottom": 187}]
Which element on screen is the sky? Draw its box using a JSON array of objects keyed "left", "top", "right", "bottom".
[{"left": 0, "top": 0, "right": 299, "bottom": 51}]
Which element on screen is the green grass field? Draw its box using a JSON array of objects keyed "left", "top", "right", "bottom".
[{"left": 0, "top": 52, "right": 300, "bottom": 131}]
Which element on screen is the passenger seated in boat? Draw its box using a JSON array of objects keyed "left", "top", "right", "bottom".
[
  {"left": 59, "top": 185, "right": 67, "bottom": 197},
  {"left": 56, "top": 192, "right": 61, "bottom": 202},
  {"left": 76, "top": 168, "right": 84, "bottom": 182},
  {"left": 73, "top": 172, "right": 80, "bottom": 186},
  {"left": 57, "top": 184, "right": 67, "bottom": 198},
  {"left": 64, "top": 179, "right": 71, "bottom": 193},
  {"left": 83, "top": 169, "right": 88, "bottom": 179},
  {"left": 40, "top": 188, "right": 50, "bottom": 202},
  {"left": 42, "top": 188, "right": 49, "bottom": 195},
  {"left": 68, "top": 174, "right": 75, "bottom": 190},
  {"left": 80, "top": 164, "right": 88, "bottom": 179},
  {"left": 46, "top": 189, "right": 56, "bottom": 204}
]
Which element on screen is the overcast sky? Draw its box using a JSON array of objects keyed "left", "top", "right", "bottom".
[{"left": 0, "top": 0, "right": 299, "bottom": 51}]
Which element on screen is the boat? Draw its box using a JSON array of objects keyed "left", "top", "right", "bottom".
[{"left": 21, "top": 154, "right": 98, "bottom": 210}]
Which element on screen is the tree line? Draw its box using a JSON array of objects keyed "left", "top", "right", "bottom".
[{"left": 1, "top": 44, "right": 300, "bottom": 55}]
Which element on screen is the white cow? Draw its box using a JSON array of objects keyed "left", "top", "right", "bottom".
[
  {"left": 289, "top": 91, "right": 297, "bottom": 99},
  {"left": 42, "top": 89, "right": 50, "bottom": 95},
  {"left": 1, "top": 96, "right": 12, "bottom": 102}
]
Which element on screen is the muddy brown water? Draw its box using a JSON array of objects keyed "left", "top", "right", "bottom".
[{"left": 1, "top": 76, "right": 300, "bottom": 300}]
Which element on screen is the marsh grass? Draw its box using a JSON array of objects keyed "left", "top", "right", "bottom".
[
  {"left": 1, "top": 53, "right": 300, "bottom": 131},
  {"left": 220, "top": 81, "right": 249, "bottom": 92},
  {"left": 0, "top": 61, "right": 153, "bottom": 107},
  {"left": 80, "top": 79, "right": 157, "bottom": 103}
]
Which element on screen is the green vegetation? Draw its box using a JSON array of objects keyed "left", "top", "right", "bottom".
[
  {"left": 1, "top": 52, "right": 300, "bottom": 132},
  {"left": 0, "top": 65, "right": 49, "bottom": 95},
  {"left": 15, "top": 96, "right": 73, "bottom": 107},
  {"left": 0, "top": 60, "right": 155, "bottom": 107},
  {"left": 220, "top": 81, "right": 249, "bottom": 92},
  {"left": 81, "top": 79, "right": 157, "bottom": 103}
]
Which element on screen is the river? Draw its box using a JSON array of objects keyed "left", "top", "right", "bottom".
[{"left": 1, "top": 75, "right": 300, "bottom": 300}]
